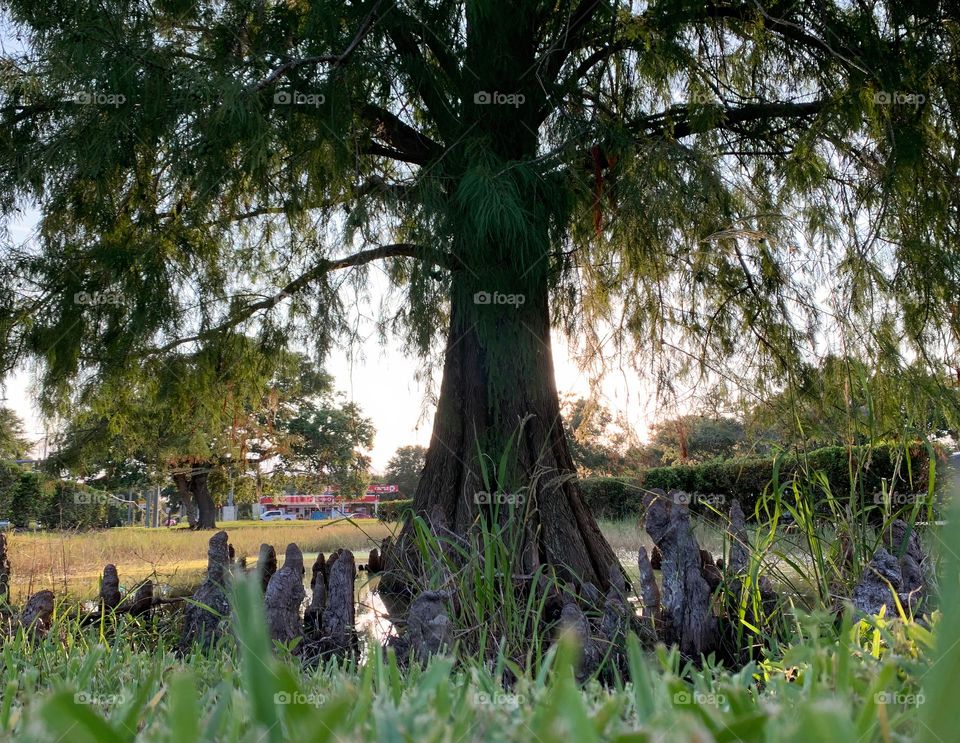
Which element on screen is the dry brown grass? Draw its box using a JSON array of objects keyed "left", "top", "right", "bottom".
[{"left": 4, "top": 519, "right": 396, "bottom": 602}]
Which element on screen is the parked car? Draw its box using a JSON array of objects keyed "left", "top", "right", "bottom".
[{"left": 260, "top": 509, "right": 296, "bottom": 521}]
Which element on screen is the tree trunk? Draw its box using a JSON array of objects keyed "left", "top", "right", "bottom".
[
  {"left": 380, "top": 4, "right": 620, "bottom": 605},
  {"left": 173, "top": 471, "right": 198, "bottom": 528},
  {"left": 190, "top": 466, "right": 217, "bottom": 529},
  {"left": 380, "top": 271, "right": 620, "bottom": 602}
]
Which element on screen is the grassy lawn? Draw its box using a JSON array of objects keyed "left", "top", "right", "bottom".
[{"left": 4, "top": 518, "right": 395, "bottom": 601}]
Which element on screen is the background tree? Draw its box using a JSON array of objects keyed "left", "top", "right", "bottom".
[
  {"left": 0, "top": 407, "right": 30, "bottom": 461},
  {"left": 2, "top": 2, "right": 959, "bottom": 595},
  {"left": 561, "top": 396, "right": 635, "bottom": 475},
  {"left": 642, "top": 414, "right": 747, "bottom": 466},
  {"left": 48, "top": 345, "right": 374, "bottom": 525},
  {"left": 383, "top": 445, "right": 427, "bottom": 499}
]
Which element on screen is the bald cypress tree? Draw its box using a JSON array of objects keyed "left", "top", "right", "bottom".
[{"left": 2, "top": 2, "right": 958, "bottom": 595}]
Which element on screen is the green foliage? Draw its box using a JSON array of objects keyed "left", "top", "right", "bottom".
[
  {"left": 639, "top": 414, "right": 748, "bottom": 467},
  {"left": 561, "top": 396, "right": 636, "bottom": 475},
  {"left": 2, "top": 0, "right": 958, "bottom": 438},
  {"left": 0, "top": 460, "right": 127, "bottom": 528},
  {"left": 382, "top": 445, "right": 426, "bottom": 499},
  {"left": 0, "top": 407, "right": 30, "bottom": 460},
  {"left": 0, "top": 461, "right": 44, "bottom": 527},
  {"left": 581, "top": 442, "right": 934, "bottom": 520},
  {"left": 745, "top": 356, "right": 960, "bottom": 450}
]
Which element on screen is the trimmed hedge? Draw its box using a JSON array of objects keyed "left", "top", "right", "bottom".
[
  {"left": 581, "top": 443, "right": 934, "bottom": 520},
  {"left": 377, "top": 498, "right": 413, "bottom": 522}
]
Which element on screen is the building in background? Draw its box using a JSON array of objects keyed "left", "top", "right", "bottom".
[{"left": 256, "top": 484, "right": 399, "bottom": 519}]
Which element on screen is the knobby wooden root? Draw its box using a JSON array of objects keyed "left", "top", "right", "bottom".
[
  {"left": 257, "top": 543, "right": 277, "bottom": 593},
  {"left": 322, "top": 549, "right": 357, "bottom": 654},
  {"left": 852, "top": 519, "right": 929, "bottom": 616},
  {"left": 0, "top": 533, "right": 10, "bottom": 607},
  {"left": 405, "top": 590, "right": 452, "bottom": 664},
  {"left": 20, "top": 590, "right": 55, "bottom": 636},
  {"left": 265, "top": 544, "right": 306, "bottom": 650},
  {"left": 99, "top": 564, "right": 122, "bottom": 612},
  {"left": 643, "top": 490, "right": 715, "bottom": 658},
  {"left": 180, "top": 530, "right": 232, "bottom": 653}
]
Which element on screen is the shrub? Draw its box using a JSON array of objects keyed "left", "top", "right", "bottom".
[
  {"left": 581, "top": 442, "right": 934, "bottom": 520},
  {"left": 0, "top": 462, "right": 47, "bottom": 527},
  {"left": 377, "top": 498, "right": 413, "bottom": 522}
]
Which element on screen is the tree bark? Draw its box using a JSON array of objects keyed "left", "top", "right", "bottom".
[
  {"left": 173, "top": 471, "right": 198, "bottom": 528},
  {"left": 190, "top": 466, "right": 217, "bottom": 530},
  {"left": 380, "top": 270, "right": 620, "bottom": 602}
]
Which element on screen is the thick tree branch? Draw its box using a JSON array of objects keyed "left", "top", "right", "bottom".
[
  {"left": 635, "top": 99, "right": 826, "bottom": 140},
  {"left": 248, "top": 0, "right": 385, "bottom": 92},
  {"left": 539, "top": 0, "right": 608, "bottom": 85},
  {"left": 382, "top": 15, "right": 459, "bottom": 141},
  {"left": 149, "top": 243, "right": 448, "bottom": 356},
  {"left": 360, "top": 104, "right": 443, "bottom": 165}
]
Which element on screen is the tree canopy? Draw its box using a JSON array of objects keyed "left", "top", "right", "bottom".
[
  {"left": 0, "top": 407, "right": 30, "bottom": 460},
  {"left": 1, "top": 2, "right": 957, "bottom": 403},
  {"left": 383, "top": 444, "right": 427, "bottom": 498}
]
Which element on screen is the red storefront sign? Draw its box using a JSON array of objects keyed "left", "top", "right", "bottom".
[{"left": 259, "top": 485, "right": 397, "bottom": 507}]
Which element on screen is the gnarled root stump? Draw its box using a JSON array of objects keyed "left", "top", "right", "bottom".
[
  {"left": 406, "top": 590, "right": 452, "bottom": 664},
  {"left": 882, "top": 519, "right": 928, "bottom": 612},
  {"left": 851, "top": 520, "right": 929, "bottom": 617},
  {"left": 304, "top": 552, "right": 327, "bottom": 641},
  {"left": 265, "top": 544, "right": 306, "bottom": 651},
  {"left": 644, "top": 490, "right": 716, "bottom": 658},
  {"left": 99, "top": 564, "right": 122, "bottom": 612},
  {"left": 852, "top": 528, "right": 929, "bottom": 618},
  {"left": 120, "top": 580, "right": 154, "bottom": 617},
  {"left": 852, "top": 547, "right": 904, "bottom": 615},
  {"left": 21, "top": 590, "right": 55, "bottom": 637},
  {"left": 637, "top": 546, "right": 661, "bottom": 634},
  {"left": 180, "top": 531, "right": 232, "bottom": 653},
  {"left": 322, "top": 549, "right": 357, "bottom": 654},
  {"left": 257, "top": 543, "right": 277, "bottom": 593},
  {"left": 303, "top": 549, "right": 358, "bottom": 661},
  {"left": 367, "top": 548, "right": 382, "bottom": 574}
]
